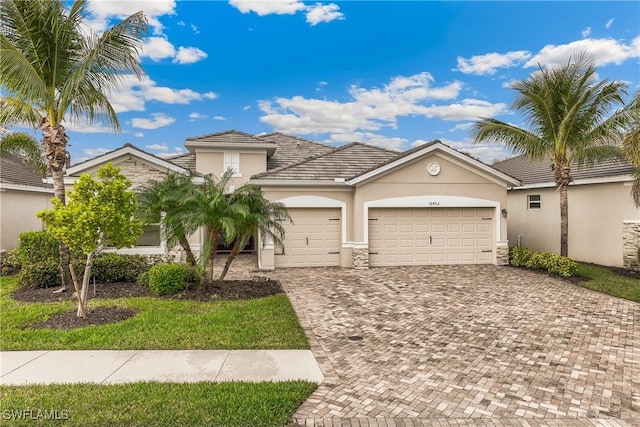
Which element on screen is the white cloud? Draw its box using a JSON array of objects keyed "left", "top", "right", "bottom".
[
  {"left": 413, "top": 137, "right": 511, "bottom": 163},
  {"left": 109, "top": 75, "right": 217, "bottom": 112},
  {"left": 456, "top": 51, "right": 531, "bottom": 75},
  {"left": 77, "top": 147, "right": 111, "bottom": 163},
  {"left": 326, "top": 132, "right": 406, "bottom": 151},
  {"left": 191, "top": 24, "right": 200, "bottom": 34},
  {"left": 243, "top": 105, "right": 252, "bottom": 111},
  {"left": 213, "top": 116, "right": 227, "bottom": 121},
  {"left": 141, "top": 37, "right": 176, "bottom": 61},
  {"left": 177, "top": 20, "right": 186, "bottom": 26},
  {"left": 449, "top": 122, "right": 474, "bottom": 132},
  {"left": 189, "top": 112, "right": 208, "bottom": 121},
  {"left": 64, "top": 122, "right": 114, "bottom": 134},
  {"left": 306, "top": 3, "right": 344, "bottom": 26},
  {"left": 146, "top": 144, "right": 168, "bottom": 151},
  {"left": 605, "top": 18, "right": 614, "bottom": 29},
  {"left": 229, "top": 0, "right": 305, "bottom": 16},
  {"left": 524, "top": 37, "right": 640, "bottom": 68},
  {"left": 582, "top": 27, "right": 591, "bottom": 38},
  {"left": 259, "top": 72, "right": 505, "bottom": 138},
  {"left": 157, "top": 146, "right": 185, "bottom": 158},
  {"left": 174, "top": 46, "right": 208, "bottom": 64},
  {"left": 86, "top": 0, "right": 177, "bottom": 35},
  {"left": 134, "top": 132, "right": 144, "bottom": 137},
  {"left": 130, "top": 113, "right": 176, "bottom": 129}
]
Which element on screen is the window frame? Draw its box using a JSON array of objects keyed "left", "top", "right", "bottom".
[
  {"left": 527, "top": 194, "right": 541, "bottom": 210},
  {"left": 223, "top": 152, "right": 241, "bottom": 177}
]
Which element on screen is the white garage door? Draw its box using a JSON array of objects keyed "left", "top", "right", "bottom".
[
  {"left": 369, "top": 208, "right": 493, "bottom": 266},
  {"left": 275, "top": 208, "right": 341, "bottom": 267}
]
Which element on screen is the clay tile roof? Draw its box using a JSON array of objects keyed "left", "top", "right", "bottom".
[
  {"left": 491, "top": 154, "right": 634, "bottom": 185},
  {"left": 258, "top": 132, "right": 335, "bottom": 170},
  {"left": 185, "top": 129, "right": 276, "bottom": 145},
  {"left": 0, "top": 155, "right": 51, "bottom": 189},
  {"left": 166, "top": 153, "right": 196, "bottom": 170},
  {"left": 252, "top": 142, "right": 399, "bottom": 181}
]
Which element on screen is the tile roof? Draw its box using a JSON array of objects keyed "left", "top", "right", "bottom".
[
  {"left": 252, "top": 142, "right": 399, "bottom": 181},
  {"left": 68, "top": 143, "right": 186, "bottom": 173},
  {"left": 185, "top": 129, "right": 276, "bottom": 146},
  {"left": 491, "top": 154, "right": 634, "bottom": 186},
  {"left": 0, "top": 155, "right": 52, "bottom": 189},
  {"left": 167, "top": 153, "right": 196, "bottom": 170},
  {"left": 258, "top": 133, "right": 335, "bottom": 170}
]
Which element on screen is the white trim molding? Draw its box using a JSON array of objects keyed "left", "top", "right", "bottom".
[
  {"left": 511, "top": 174, "right": 633, "bottom": 190},
  {"left": 275, "top": 195, "right": 348, "bottom": 246},
  {"left": 0, "top": 183, "right": 54, "bottom": 194},
  {"left": 362, "top": 195, "right": 503, "bottom": 246}
]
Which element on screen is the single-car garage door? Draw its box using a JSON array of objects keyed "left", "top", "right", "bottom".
[
  {"left": 369, "top": 208, "right": 493, "bottom": 266},
  {"left": 275, "top": 208, "right": 341, "bottom": 267}
]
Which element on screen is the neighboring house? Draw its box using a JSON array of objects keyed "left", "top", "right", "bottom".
[
  {"left": 0, "top": 155, "right": 53, "bottom": 253},
  {"left": 492, "top": 155, "right": 640, "bottom": 269},
  {"left": 62, "top": 130, "right": 519, "bottom": 269}
]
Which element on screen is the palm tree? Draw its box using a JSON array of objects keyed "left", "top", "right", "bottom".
[
  {"left": 0, "top": 131, "right": 46, "bottom": 174},
  {"left": 623, "top": 126, "right": 640, "bottom": 206},
  {"left": 218, "top": 185, "right": 290, "bottom": 281},
  {"left": 138, "top": 173, "right": 199, "bottom": 266},
  {"left": 175, "top": 173, "right": 243, "bottom": 282},
  {"left": 0, "top": 0, "right": 147, "bottom": 289},
  {"left": 472, "top": 53, "right": 636, "bottom": 257}
]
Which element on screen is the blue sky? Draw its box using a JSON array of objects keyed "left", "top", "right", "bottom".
[{"left": 18, "top": 1, "right": 640, "bottom": 163}]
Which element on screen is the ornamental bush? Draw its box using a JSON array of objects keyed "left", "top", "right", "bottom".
[
  {"left": 148, "top": 263, "right": 185, "bottom": 296},
  {"left": 18, "top": 259, "right": 85, "bottom": 288},
  {"left": 91, "top": 253, "right": 150, "bottom": 283},
  {"left": 509, "top": 247, "right": 578, "bottom": 278},
  {"left": 16, "top": 231, "right": 59, "bottom": 265}
]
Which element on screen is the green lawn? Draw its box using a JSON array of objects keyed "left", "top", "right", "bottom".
[
  {"left": 0, "top": 381, "right": 316, "bottom": 426},
  {"left": 0, "top": 276, "right": 308, "bottom": 350},
  {"left": 576, "top": 263, "right": 640, "bottom": 303}
]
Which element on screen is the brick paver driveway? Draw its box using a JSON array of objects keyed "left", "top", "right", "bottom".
[{"left": 269, "top": 265, "right": 640, "bottom": 426}]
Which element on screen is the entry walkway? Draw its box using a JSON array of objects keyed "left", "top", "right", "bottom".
[{"left": 0, "top": 349, "right": 323, "bottom": 385}]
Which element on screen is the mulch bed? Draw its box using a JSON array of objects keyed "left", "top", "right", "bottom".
[{"left": 13, "top": 278, "right": 283, "bottom": 331}]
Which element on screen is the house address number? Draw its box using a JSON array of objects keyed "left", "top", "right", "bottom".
[{"left": 428, "top": 201, "right": 440, "bottom": 206}]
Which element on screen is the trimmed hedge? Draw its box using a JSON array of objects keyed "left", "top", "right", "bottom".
[
  {"left": 148, "top": 263, "right": 185, "bottom": 296},
  {"left": 16, "top": 231, "right": 59, "bottom": 265},
  {"left": 509, "top": 247, "right": 578, "bottom": 278},
  {"left": 18, "top": 259, "right": 85, "bottom": 288},
  {"left": 92, "top": 253, "right": 151, "bottom": 283}
]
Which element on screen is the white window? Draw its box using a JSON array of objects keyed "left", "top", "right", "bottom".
[
  {"left": 528, "top": 194, "right": 541, "bottom": 210},
  {"left": 224, "top": 152, "right": 241, "bottom": 176}
]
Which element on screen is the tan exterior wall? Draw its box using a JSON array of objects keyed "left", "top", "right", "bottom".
[
  {"left": 507, "top": 181, "right": 640, "bottom": 267},
  {"left": 194, "top": 150, "right": 267, "bottom": 187},
  {"left": 354, "top": 154, "right": 509, "bottom": 243},
  {"left": 0, "top": 189, "right": 53, "bottom": 251}
]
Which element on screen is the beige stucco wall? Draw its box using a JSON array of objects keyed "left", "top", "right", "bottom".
[
  {"left": 507, "top": 181, "right": 640, "bottom": 267},
  {"left": 353, "top": 154, "right": 509, "bottom": 243},
  {"left": 0, "top": 189, "right": 53, "bottom": 251},
  {"left": 194, "top": 150, "right": 267, "bottom": 187}
]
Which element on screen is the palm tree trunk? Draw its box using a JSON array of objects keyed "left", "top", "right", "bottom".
[
  {"left": 204, "top": 228, "right": 220, "bottom": 282},
  {"left": 51, "top": 167, "right": 73, "bottom": 291},
  {"left": 559, "top": 185, "right": 569, "bottom": 257},
  {"left": 218, "top": 239, "right": 242, "bottom": 281},
  {"left": 178, "top": 234, "right": 196, "bottom": 266}
]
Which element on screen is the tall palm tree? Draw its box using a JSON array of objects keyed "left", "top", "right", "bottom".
[
  {"left": 472, "top": 53, "right": 636, "bottom": 257},
  {"left": 175, "top": 173, "right": 243, "bottom": 282},
  {"left": 623, "top": 126, "right": 640, "bottom": 207},
  {"left": 218, "top": 184, "right": 290, "bottom": 281},
  {"left": 0, "top": 0, "right": 147, "bottom": 289},
  {"left": 0, "top": 131, "right": 46, "bottom": 174},
  {"left": 138, "top": 173, "right": 199, "bottom": 266}
]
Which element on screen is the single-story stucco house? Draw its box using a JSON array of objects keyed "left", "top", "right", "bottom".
[
  {"left": 0, "top": 155, "right": 53, "bottom": 254},
  {"left": 62, "top": 130, "right": 520, "bottom": 269},
  {"left": 492, "top": 155, "right": 640, "bottom": 269}
]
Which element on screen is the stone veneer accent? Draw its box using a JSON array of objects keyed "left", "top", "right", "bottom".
[
  {"left": 352, "top": 248, "right": 369, "bottom": 269},
  {"left": 622, "top": 221, "right": 640, "bottom": 270},
  {"left": 496, "top": 245, "right": 510, "bottom": 266},
  {"left": 113, "top": 158, "right": 168, "bottom": 188}
]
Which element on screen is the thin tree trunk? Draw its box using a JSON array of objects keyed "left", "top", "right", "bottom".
[
  {"left": 51, "top": 167, "right": 73, "bottom": 291},
  {"left": 77, "top": 251, "right": 95, "bottom": 318},
  {"left": 178, "top": 234, "right": 197, "bottom": 266},
  {"left": 219, "top": 239, "right": 242, "bottom": 281},
  {"left": 559, "top": 185, "right": 569, "bottom": 257},
  {"left": 204, "top": 228, "right": 220, "bottom": 282}
]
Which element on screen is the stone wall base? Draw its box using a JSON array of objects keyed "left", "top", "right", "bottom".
[
  {"left": 623, "top": 221, "right": 640, "bottom": 270},
  {"left": 496, "top": 245, "right": 510, "bottom": 266},
  {"left": 352, "top": 248, "right": 369, "bottom": 269}
]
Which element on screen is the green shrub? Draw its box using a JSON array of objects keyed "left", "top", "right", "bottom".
[
  {"left": 509, "top": 247, "right": 578, "bottom": 278},
  {"left": 1, "top": 249, "right": 22, "bottom": 276},
  {"left": 136, "top": 271, "right": 150, "bottom": 287},
  {"left": 92, "top": 253, "right": 150, "bottom": 283},
  {"left": 148, "top": 263, "right": 185, "bottom": 296},
  {"left": 18, "top": 260, "right": 84, "bottom": 288},
  {"left": 181, "top": 264, "right": 201, "bottom": 283},
  {"left": 17, "top": 231, "right": 59, "bottom": 264}
]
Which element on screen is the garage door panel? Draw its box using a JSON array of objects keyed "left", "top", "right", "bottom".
[
  {"left": 369, "top": 208, "right": 493, "bottom": 266},
  {"left": 276, "top": 208, "right": 341, "bottom": 267}
]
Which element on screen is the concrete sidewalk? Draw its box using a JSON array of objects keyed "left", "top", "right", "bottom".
[{"left": 0, "top": 350, "right": 324, "bottom": 385}]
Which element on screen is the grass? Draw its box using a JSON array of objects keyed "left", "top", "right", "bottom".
[
  {"left": 0, "top": 381, "right": 316, "bottom": 426},
  {"left": 576, "top": 263, "right": 640, "bottom": 303},
  {"left": 0, "top": 276, "right": 308, "bottom": 350}
]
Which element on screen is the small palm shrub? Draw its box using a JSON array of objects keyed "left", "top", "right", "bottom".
[
  {"left": 509, "top": 247, "right": 578, "bottom": 277},
  {"left": 148, "top": 263, "right": 185, "bottom": 296}
]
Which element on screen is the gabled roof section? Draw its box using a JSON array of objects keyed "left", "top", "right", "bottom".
[
  {"left": 251, "top": 142, "right": 399, "bottom": 181},
  {"left": 66, "top": 143, "right": 189, "bottom": 176},
  {"left": 0, "top": 155, "right": 52, "bottom": 191},
  {"left": 184, "top": 129, "right": 277, "bottom": 155},
  {"left": 492, "top": 154, "right": 634, "bottom": 187},
  {"left": 258, "top": 132, "right": 334, "bottom": 170},
  {"left": 347, "top": 140, "right": 521, "bottom": 187},
  {"left": 167, "top": 153, "right": 196, "bottom": 170}
]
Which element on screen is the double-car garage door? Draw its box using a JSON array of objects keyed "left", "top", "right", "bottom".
[
  {"left": 274, "top": 207, "right": 493, "bottom": 267},
  {"left": 369, "top": 207, "right": 493, "bottom": 266}
]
